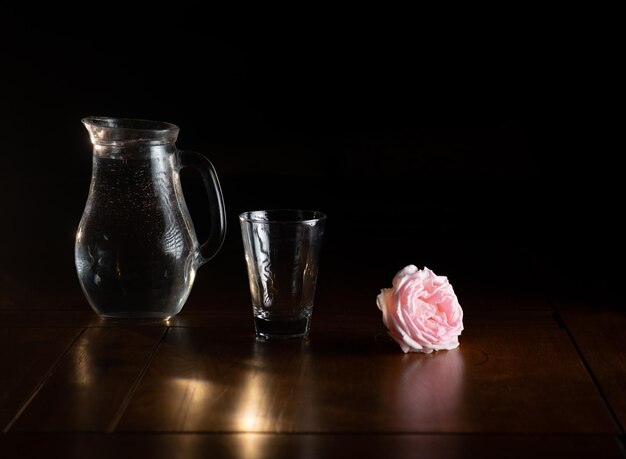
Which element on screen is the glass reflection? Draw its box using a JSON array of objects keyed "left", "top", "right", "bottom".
[
  {"left": 234, "top": 340, "right": 317, "bottom": 432},
  {"left": 234, "top": 340, "right": 273, "bottom": 431},
  {"left": 236, "top": 370, "right": 269, "bottom": 431},
  {"left": 73, "top": 336, "right": 93, "bottom": 387},
  {"left": 237, "top": 433, "right": 270, "bottom": 459}
]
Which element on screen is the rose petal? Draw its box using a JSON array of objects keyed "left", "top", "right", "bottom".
[{"left": 377, "top": 266, "right": 464, "bottom": 354}]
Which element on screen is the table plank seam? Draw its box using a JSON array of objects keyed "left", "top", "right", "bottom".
[
  {"left": 106, "top": 327, "right": 170, "bottom": 433},
  {"left": 551, "top": 304, "right": 625, "bottom": 436},
  {"left": 41, "top": 430, "right": 622, "bottom": 437},
  {"left": 619, "top": 435, "right": 626, "bottom": 458},
  {"left": 1, "top": 432, "right": 624, "bottom": 438},
  {"left": 2, "top": 328, "right": 86, "bottom": 434},
  {"left": 551, "top": 310, "right": 566, "bottom": 329}
]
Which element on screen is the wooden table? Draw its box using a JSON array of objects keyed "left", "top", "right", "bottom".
[{"left": 1, "top": 242, "right": 625, "bottom": 458}]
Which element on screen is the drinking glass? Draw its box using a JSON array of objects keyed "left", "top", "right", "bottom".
[{"left": 239, "top": 210, "right": 326, "bottom": 339}]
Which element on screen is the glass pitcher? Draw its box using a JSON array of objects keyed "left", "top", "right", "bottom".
[{"left": 75, "top": 117, "right": 226, "bottom": 319}]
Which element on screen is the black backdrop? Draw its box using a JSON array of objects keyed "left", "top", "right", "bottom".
[{"left": 1, "top": 8, "right": 621, "bottom": 305}]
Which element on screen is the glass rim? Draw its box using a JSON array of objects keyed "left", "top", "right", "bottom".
[
  {"left": 82, "top": 116, "right": 179, "bottom": 133},
  {"left": 239, "top": 209, "right": 327, "bottom": 224},
  {"left": 82, "top": 116, "right": 180, "bottom": 146}
]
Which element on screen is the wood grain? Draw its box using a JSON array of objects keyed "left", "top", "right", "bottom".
[
  {"left": 0, "top": 310, "right": 99, "bottom": 328},
  {"left": 0, "top": 433, "right": 623, "bottom": 459},
  {"left": 0, "top": 267, "right": 87, "bottom": 311},
  {"left": 10, "top": 327, "right": 165, "bottom": 432},
  {"left": 118, "top": 311, "right": 615, "bottom": 433},
  {"left": 0, "top": 327, "right": 81, "bottom": 431},
  {"left": 558, "top": 305, "right": 626, "bottom": 432}
]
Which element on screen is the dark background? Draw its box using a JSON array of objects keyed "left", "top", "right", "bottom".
[{"left": 0, "top": 8, "right": 621, "bottom": 307}]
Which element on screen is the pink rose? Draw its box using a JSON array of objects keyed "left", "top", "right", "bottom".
[{"left": 377, "top": 265, "right": 464, "bottom": 353}]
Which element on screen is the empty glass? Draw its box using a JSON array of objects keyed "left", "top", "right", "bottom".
[
  {"left": 76, "top": 117, "right": 226, "bottom": 320},
  {"left": 240, "top": 210, "right": 326, "bottom": 339}
]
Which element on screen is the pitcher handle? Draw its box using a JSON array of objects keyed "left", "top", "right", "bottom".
[{"left": 179, "top": 150, "right": 227, "bottom": 264}]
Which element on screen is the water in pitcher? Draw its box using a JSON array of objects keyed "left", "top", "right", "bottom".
[{"left": 75, "top": 155, "right": 198, "bottom": 319}]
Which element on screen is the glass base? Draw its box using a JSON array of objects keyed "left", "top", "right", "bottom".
[
  {"left": 98, "top": 311, "right": 174, "bottom": 323},
  {"left": 254, "top": 316, "right": 311, "bottom": 340}
]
